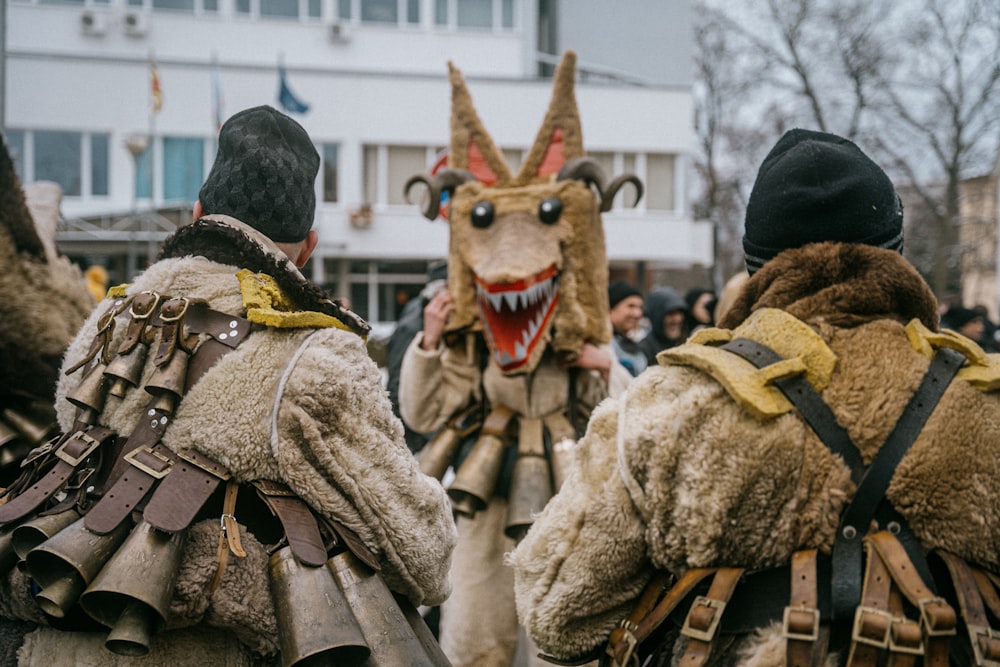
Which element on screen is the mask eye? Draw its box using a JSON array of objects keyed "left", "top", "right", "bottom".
[
  {"left": 538, "top": 198, "right": 563, "bottom": 225},
  {"left": 470, "top": 201, "right": 495, "bottom": 228}
]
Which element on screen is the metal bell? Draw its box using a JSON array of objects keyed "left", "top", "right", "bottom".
[
  {"left": 544, "top": 412, "right": 578, "bottom": 492},
  {"left": 1, "top": 408, "right": 55, "bottom": 449},
  {"left": 505, "top": 417, "right": 553, "bottom": 542},
  {"left": 418, "top": 427, "right": 464, "bottom": 482},
  {"left": 66, "top": 361, "right": 110, "bottom": 418},
  {"left": 269, "top": 545, "right": 370, "bottom": 667},
  {"left": 447, "top": 432, "right": 508, "bottom": 517},
  {"left": 104, "top": 343, "right": 149, "bottom": 398},
  {"left": 24, "top": 515, "right": 132, "bottom": 619},
  {"left": 11, "top": 508, "right": 81, "bottom": 561},
  {"left": 78, "top": 520, "right": 186, "bottom": 656},
  {"left": 328, "top": 550, "right": 451, "bottom": 666},
  {"left": 143, "top": 347, "right": 190, "bottom": 413}
]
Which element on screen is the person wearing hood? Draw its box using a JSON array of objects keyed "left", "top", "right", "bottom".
[
  {"left": 511, "top": 128, "right": 1000, "bottom": 666},
  {"left": 640, "top": 285, "right": 689, "bottom": 365}
]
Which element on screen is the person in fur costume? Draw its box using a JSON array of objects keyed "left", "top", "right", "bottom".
[
  {"left": 0, "top": 140, "right": 95, "bottom": 486},
  {"left": 399, "top": 51, "right": 637, "bottom": 667},
  {"left": 0, "top": 106, "right": 456, "bottom": 665},
  {"left": 511, "top": 129, "right": 1000, "bottom": 666}
]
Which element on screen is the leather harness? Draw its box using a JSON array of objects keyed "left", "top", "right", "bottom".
[{"left": 598, "top": 337, "right": 987, "bottom": 667}]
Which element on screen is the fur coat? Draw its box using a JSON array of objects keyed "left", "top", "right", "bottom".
[
  {"left": 5, "top": 216, "right": 456, "bottom": 664},
  {"left": 510, "top": 242, "right": 1000, "bottom": 664}
]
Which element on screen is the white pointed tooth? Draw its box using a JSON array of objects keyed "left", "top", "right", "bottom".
[
  {"left": 500, "top": 291, "right": 516, "bottom": 312},
  {"left": 514, "top": 340, "right": 526, "bottom": 361},
  {"left": 488, "top": 292, "right": 504, "bottom": 312},
  {"left": 519, "top": 289, "right": 530, "bottom": 310}
]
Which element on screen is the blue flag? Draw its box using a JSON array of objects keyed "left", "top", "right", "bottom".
[{"left": 278, "top": 66, "right": 309, "bottom": 114}]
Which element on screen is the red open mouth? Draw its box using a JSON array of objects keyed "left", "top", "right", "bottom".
[{"left": 475, "top": 265, "right": 559, "bottom": 372}]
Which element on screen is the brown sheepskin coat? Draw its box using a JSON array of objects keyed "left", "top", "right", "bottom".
[
  {"left": 511, "top": 243, "right": 1000, "bottom": 665},
  {"left": 5, "top": 217, "right": 456, "bottom": 664}
]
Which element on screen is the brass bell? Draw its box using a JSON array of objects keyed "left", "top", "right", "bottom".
[
  {"left": 269, "top": 545, "right": 370, "bottom": 667},
  {"left": 328, "top": 550, "right": 451, "bottom": 666},
  {"left": 66, "top": 362, "right": 110, "bottom": 418},
  {"left": 11, "top": 508, "right": 81, "bottom": 560},
  {"left": 144, "top": 348, "right": 190, "bottom": 414},
  {"left": 79, "top": 520, "right": 186, "bottom": 656},
  {"left": 447, "top": 432, "right": 508, "bottom": 517},
  {"left": 505, "top": 417, "right": 553, "bottom": 542},
  {"left": 418, "top": 427, "right": 464, "bottom": 482},
  {"left": 0, "top": 525, "right": 18, "bottom": 574},
  {"left": 24, "top": 516, "right": 132, "bottom": 619},
  {"left": 1, "top": 408, "right": 55, "bottom": 449},
  {"left": 104, "top": 343, "right": 149, "bottom": 398},
  {"left": 544, "top": 412, "right": 578, "bottom": 492}
]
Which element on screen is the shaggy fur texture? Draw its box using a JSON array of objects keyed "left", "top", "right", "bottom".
[
  {"left": 0, "top": 139, "right": 93, "bottom": 408},
  {"left": 511, "top": 243, "right": 1000, "bottom": 664},
  {"left": 441, "top": 51, "right": 611, "bottom": 371},
  {"left": 10, "top": 217, "right": 457, "bottom": 663}
]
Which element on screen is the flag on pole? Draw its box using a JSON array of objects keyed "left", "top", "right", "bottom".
[
  {"left": 277, "top": 65, "right": 309, "bottom": 114},
  {"left": 211, "top": 60, "right": 224, "bottom": 132},
  {"left": 150, "top": 59, "right": 163, "bottom": 113}
]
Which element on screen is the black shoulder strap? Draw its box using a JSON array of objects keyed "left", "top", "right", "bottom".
[{"left": 721, "top": 338, "right": 964, "bottom": 625}]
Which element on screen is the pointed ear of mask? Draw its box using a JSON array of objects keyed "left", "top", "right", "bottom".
[
  {"left": 448, "top": 61, "right": 511, "bottom": 186},
  {"left": 515, "top": 50, "right": 585, "bottom": 185}
]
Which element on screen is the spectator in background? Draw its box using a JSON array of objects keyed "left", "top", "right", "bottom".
[
  {"left": 640, "top": 286, "right": 689, "bottom": 366},
  {"left": 942, "top": 304, "right": 993, "bottom": 351},
  {"left": 973, "top": 304, "right": 998, "bottom": 352},
  {"left": 607, "top": 279, "right": 647, "bottom": 377},
  {"left": 684, "top": 287, "right": 716, "bottom": 334},
  {"left": 386, "top": 259, "right": 448, "bottom": 452}
]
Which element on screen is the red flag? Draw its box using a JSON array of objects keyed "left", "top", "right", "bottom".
[{"left": 151, "top": 60, "right": 163, "bottom": 113}]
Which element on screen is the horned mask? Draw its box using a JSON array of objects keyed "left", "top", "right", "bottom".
[{"left": 406, "top": 50, "right": 642, "bottom": 376}]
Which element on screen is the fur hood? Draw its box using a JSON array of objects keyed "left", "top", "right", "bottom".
[{"left": 512, "top": 242, "right": 1000, "bottom": 663}]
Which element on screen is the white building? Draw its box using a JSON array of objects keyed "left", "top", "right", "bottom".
[{"left": 3, "top": 0, "right": 710, "bottom": 333}]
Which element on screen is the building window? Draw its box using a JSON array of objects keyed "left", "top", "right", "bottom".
[
  {"left": 6, "top": 131, "right": 25, "bottom": 183},
  {"left": 361, "top": 0, "right": 396, "bottom": 23},
  {"left": 136, "top": 146, "right": 153, "bottom": 199},
  {"left": 91, "top": 134, "right": 109, "bottom": 196},
  {"left": 35, "top": 131, "right": 82, "bottom": 196},
  {"left": 323, "top": 143, "right": 339, "bottom": 203},
  {"left": 435, "top": 0, "right": 516, "bottom": 31},
  {"left": 260, "top": 0, "right": 297, "bottom": 18},
  {"left": 645, "top": 153, "right": 675, "bottom": 211},
  {"left": 363, "top": 144, "right": 437, "bottom": 206},
  {"left": 162, "top": 137, "right": 204, "bottom": 201}
]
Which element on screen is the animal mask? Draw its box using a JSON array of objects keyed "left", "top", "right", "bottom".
[{"left": 406, "top": 50, "right": 642, "bottom": 375}]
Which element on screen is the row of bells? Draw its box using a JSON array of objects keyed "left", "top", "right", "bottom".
[
  {"left": 418, "top": 414, "right": 576, "bottom": 542},
  {"left": 0, "top": 507, "right": 450, "bottom": 666}
]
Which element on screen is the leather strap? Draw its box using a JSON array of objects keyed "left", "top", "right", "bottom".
[
  {"left": 603, "top": 570, "right": 672, "bottom": 666},
  {"left": 0, "top": 426, "right": 115, "bottom": 525},
  {"left": 869, "top": 531, "right": 956, "bottom": 667},
  {"left": 210, "top": 480, "right": 245, "bottom": 594},
  {"left": 722, "top": 339, "right": 864, "bottom": 479},
  {"left": 833, "top": 348, "right": 964, "bottom": 623},
  {"left": 253, "top": 479, "right": 327, "bottom": 567},
  {"left": 84, "top": 441, "right": 176, "bottom": 535},
  {"left": 937, "top": 552, "right": 1000, "bottom": 666},
  {"left": 848, "top": 539, "right": 895, "bottom": 667},
  {"left": 678, "top": 567, "right": 744, "bottom": 667},
  {"left": 785, "top": 549, "right": 820, "bottom": 667},
  {"left": 603, "top": 568, "right": 716, "bottom": 667},
  {"left": 142, "top": 448, "right": 230, "bottom": 533}
]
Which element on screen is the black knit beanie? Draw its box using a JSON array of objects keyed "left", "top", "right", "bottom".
[
  {"left": 609, "top": 279, "right": 642, "bottom": 309},
  {"left": 198, "top": 105, "right": 320, "bottom": 243},
  {"left": 743, "top": 129, "right": 903, "bottom": 275}
]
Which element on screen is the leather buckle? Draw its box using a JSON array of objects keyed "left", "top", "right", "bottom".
[
  {"left": 123, "top": 446, "right": 173, "bottom": 479},
  {"left": 159, "top": 297, "right": 190, "bottom": 322},
  {"left": 63, "top": 466, "right": 97, "bottom": 492},
  {"left": 888, "top": 618, "right": 924, "bottom": 656},
  {"left": 852, "top": 606, "right": 893, "bottom": 648},
  {"left": 969, "top": 625, "right": 1000, "bottom": 667},
  {"left": 783, "top": 605, "right": 820, "bottom": 642},
  {"left": 919, "top": 597, "right": 957, "bottom": 637},
  {"left": 55, "top": 430, "right": 102, "bottom": 467},
  {"left": 681, "top": 595, "right": 725, "bottom": 642},
  {"left": 606, "top": 621, "right": 640, "bottom": 667}
]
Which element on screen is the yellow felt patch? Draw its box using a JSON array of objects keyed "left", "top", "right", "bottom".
[
  {"left": 106, "top": 284, "right": 130, "bottom": 299},
  {"left": 905, "top": 319, "right": 1000, "bottom": 391},
  {"left": 658, "top": 308, "right": 837, "bottom": 421},
  {"left": 237, "top": 269, "right": 357, "bottom": 335}
]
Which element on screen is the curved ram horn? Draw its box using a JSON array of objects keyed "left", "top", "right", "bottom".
[
  {"left": 602, "top": 174, "right": 644, "bottom": 212},
  {"left": 557, "top": 158, "right": 608, "bottom": 195},
  {"left": 404, "top": 168, "right": 476, "bottom": 221}
]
